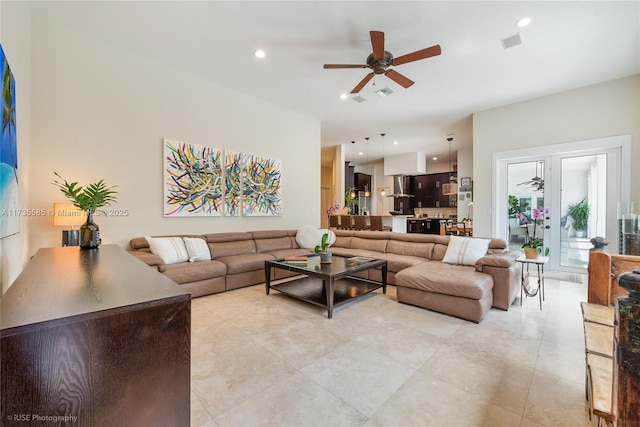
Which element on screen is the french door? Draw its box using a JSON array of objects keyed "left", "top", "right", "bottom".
[{"left": 495, "top": 135, "right": 630, "bottom": 273}]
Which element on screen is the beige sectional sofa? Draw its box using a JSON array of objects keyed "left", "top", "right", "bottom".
[
  {"left": 129, "top": 230, "right": 309, "bottom": 297},
  {"left": 129, "top": 228, "right": 520, "bottom": 322},
  {"left": 329, "top": 230, "right": 520, "bottom": 322}
]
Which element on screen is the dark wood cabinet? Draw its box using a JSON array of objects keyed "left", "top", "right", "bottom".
[
  {"left": 1, "top": 245, "right": 191, "bottom": 426},
  {"left": 354, "top": 172, "right": 371, "bottom": 193},
  {"left": 412, "top": 172, "right": 457, "bottom": 207},
  {"left": 345, "top": 163, "right": 355, "bottom": 190},
  {"left": 407, "top": 218, "right": 442, "bottom": 234}
]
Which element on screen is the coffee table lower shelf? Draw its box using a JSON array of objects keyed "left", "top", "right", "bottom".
[{"left": 271, "top": 276, "right": 383, "bottom": 314}]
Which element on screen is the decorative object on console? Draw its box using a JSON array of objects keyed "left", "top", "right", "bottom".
[
  {"left": 53, "top": 202, "right": 85, "bottom": 246},
  {"left": 0, "top": 44, "right": 18, "bottom": 239},
  {"left": 52, "top": 172, "right": 118, "bottom": 249}
]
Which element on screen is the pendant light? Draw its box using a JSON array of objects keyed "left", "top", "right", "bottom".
[
  {"left": 364, "top": 137, "right": 370, "bottom": 197},
  {"left": 349, "top": 141, "right": 356, "bottom": 198},
  {"left": 380, "top": 133, "right": 386, "bottom": 196},
  {"left": 442, "top": 136, "right": 458, "bottom": 195}
]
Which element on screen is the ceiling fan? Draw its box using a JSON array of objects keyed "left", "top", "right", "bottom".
[
  {"left": 323, "top": 30, "right": 441, "bottom": 94},
  {"left": 518, "top": 161, "right": 545, "bottom": 191}
]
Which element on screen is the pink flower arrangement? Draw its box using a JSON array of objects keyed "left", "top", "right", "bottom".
[
  {"left": 327, "top": 204, "right": 340, "bottom": 215},
  {"left": 521, "top": 207, "right": 550, "bottom": 250}
]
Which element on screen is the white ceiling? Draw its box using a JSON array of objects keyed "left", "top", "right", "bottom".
[{"left": 33, "top": 1, "right": 640, "bottom": 166}]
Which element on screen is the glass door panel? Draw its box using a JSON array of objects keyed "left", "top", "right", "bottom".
[
  {"left": 559, "top": 154, "right": 607, "bottom": 269},
  {"left": 506, "top": 160, "right": 547, "bottom": 253}
]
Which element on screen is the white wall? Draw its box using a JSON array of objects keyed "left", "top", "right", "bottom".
[
  {"left": 1, "top": 1, "right": 31, "bottom": 293},
  {"left": 24, "top": 11, "right": 320, "bottom": 258},
  {"left": 473, "top": 75, "right": 640, "bottom": 238}
]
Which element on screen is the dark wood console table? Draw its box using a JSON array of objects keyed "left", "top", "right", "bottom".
[{"left": 1, "top": 245, "right": 191, "bottom": 426}]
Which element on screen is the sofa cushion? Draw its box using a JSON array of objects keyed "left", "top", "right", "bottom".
[
  {"left": 163, "top": 260, "right": 226, "bottom": 284},
  {"left": 183, "top": 237, "right": 212, "bottom": 262},
  {"left": 216, "top": 253, "right": 275, "bottom": 275},
  {"left": 396, "top": 262, "right": 493, "bottom": 300},
  {"left": 442, "top": 236, "right": 491, "bottom": 266},
  {"left": 350, "top": 233, "right": 388, "bottom": 253},
  {"left": 145, "top": 236, "right": 189, "bottom": 265}
]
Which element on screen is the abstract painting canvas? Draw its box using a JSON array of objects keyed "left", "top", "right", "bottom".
[
  {"left": 163, "top": 139, "right": 224, "bottom": 216},
  {"left": 241, "top": 154, "right": 282, "bottom": 216},
  {"left": 0, "top": 45, "right": 18, "bottom": 238},
  {"left": 223, "top": 150, "right": 244, "bottom": 217}
]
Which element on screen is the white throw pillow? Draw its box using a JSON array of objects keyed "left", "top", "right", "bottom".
[
  {"left": 145, "top": 236, "right": 189, "bottom": 265},
  {"left": 442, "top": 236, "right": 491, "bottom": 266},
  {"left": 295, "top": 225, "right": 336, "bottom": 250},
  {"left": 183, "top": 237, "right": 211, "bottom": 262}
]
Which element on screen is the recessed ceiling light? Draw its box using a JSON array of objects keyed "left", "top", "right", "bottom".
[
  {"left": 433, "top": 157, "right": 438, "bottom": 161},
  {"left": 393, "top": 141, "right": 399, "bottom": 145},
  {"left": 515, "top": 17, "right": 531, "bottom": 28},
  {"left": 358, "top": 151, "right": 364, "bottom": 156},
  {"left": 339, "top": 93, "right": 348, "bottom": 100},
  {"left": 253, "top": 49, "right": 266, "bottom": 59}
]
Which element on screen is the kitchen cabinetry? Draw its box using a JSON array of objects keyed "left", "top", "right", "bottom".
[
  {"left": 393, "top": 197, "right": 413, "bottom": 215},
  {"left": 412, "top": 172, "right": 457, "bottom": 208},
  {"left": 407, "top": 218, "right": 441, "bottom": 234},
  {"left": 354, "top": 172, "right": 372, "bottom": 192}
]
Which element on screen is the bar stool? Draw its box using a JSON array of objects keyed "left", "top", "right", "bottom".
[
  {"left": 369, "top": 215, "right": 383, "bottom": 231},
  {"left": 340, "top": 215, "right": 353, "bottom": 229},
  {"left": 353, "top": 215, "right": 367, "bottom": 230}
]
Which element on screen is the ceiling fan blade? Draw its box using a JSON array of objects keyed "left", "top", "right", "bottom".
[
  {"left": 385, "top": 69, "right": 414, "bottom": 88},
  {"left": 392, "top": 44, "right": 442, "bottom": 66},
  {"left": 351, "top": 73, "right": 374, "bottom": 94},
  {"left": 370, "top": 30, "right": 385, "bottom": 60},
  {"left": 323, "top": 64, "right": 368, "bottom": 69}
]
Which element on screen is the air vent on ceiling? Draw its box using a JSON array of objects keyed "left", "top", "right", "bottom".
[
  {"left": 352, "top": 95, "right": 367, "bottom": 103},
  {"left": 501, "top": 33, "right": 522, "bottom": 49},
  {"left": 375, "top": 87, "right": 394, "bottom": 97}
]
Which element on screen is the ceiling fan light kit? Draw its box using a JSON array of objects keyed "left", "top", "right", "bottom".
[{"left": 324, "top": 30, "right": 441, "bottom": 94}]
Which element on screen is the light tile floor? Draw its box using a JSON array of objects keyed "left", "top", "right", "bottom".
[{"left": 190, "top": 275, "right": 591, "bottom": 427}]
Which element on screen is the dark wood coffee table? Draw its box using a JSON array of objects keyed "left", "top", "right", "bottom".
[{"left": 265, "top": 254, "right": 387, "bottom": 318}]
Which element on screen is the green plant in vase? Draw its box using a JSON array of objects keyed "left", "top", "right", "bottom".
[
  {"left": 567, "top": 199, "right": 590, "bottom": 238},
  {"left": 314, "top": 232, "right": 332, "bottom": 263},
  {"left": 344, "top": 187, "right": 358, "bottom": 213},
  {"left": 52, "top": 172, "right": 118, "bottom": 249}
]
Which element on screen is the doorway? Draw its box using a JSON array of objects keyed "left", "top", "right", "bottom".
[{"left": 495, "top": 135, "right": 630, "bottom": 273}]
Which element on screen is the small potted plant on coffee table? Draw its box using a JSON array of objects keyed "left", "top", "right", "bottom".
[{"left": 314, "top": 232, "right": 332, "bottom": 263}]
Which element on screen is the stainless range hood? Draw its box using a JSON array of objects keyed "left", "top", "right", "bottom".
[{"left": 387, "top": 175, "right": 414, "bottom": 198}]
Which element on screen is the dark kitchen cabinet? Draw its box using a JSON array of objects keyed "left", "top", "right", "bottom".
[
  {"left": 354, "top": 172, "right": 372, "bottom": 193},
  {"left": 345, "top": 163, "right": 355, "bottom": 190},
  {"left": 393, "top": 197, "right": 413, "bottom": 214},
  {"left": 408, "top": 218, "right": 441, "bottom": 234},
  {"left": 412, "top": 172, "right": 457, "bottom": 208},
  {"left": 407, "top": 219, "right": 424, "bottom": 233}
]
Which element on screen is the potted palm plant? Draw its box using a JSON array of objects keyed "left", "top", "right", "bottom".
[
  {"left": 567, "top": 200, "right": 590, "bottom": 238},
  {"left": 52, "top": 172, "right": 118, "bottom": 249}
]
